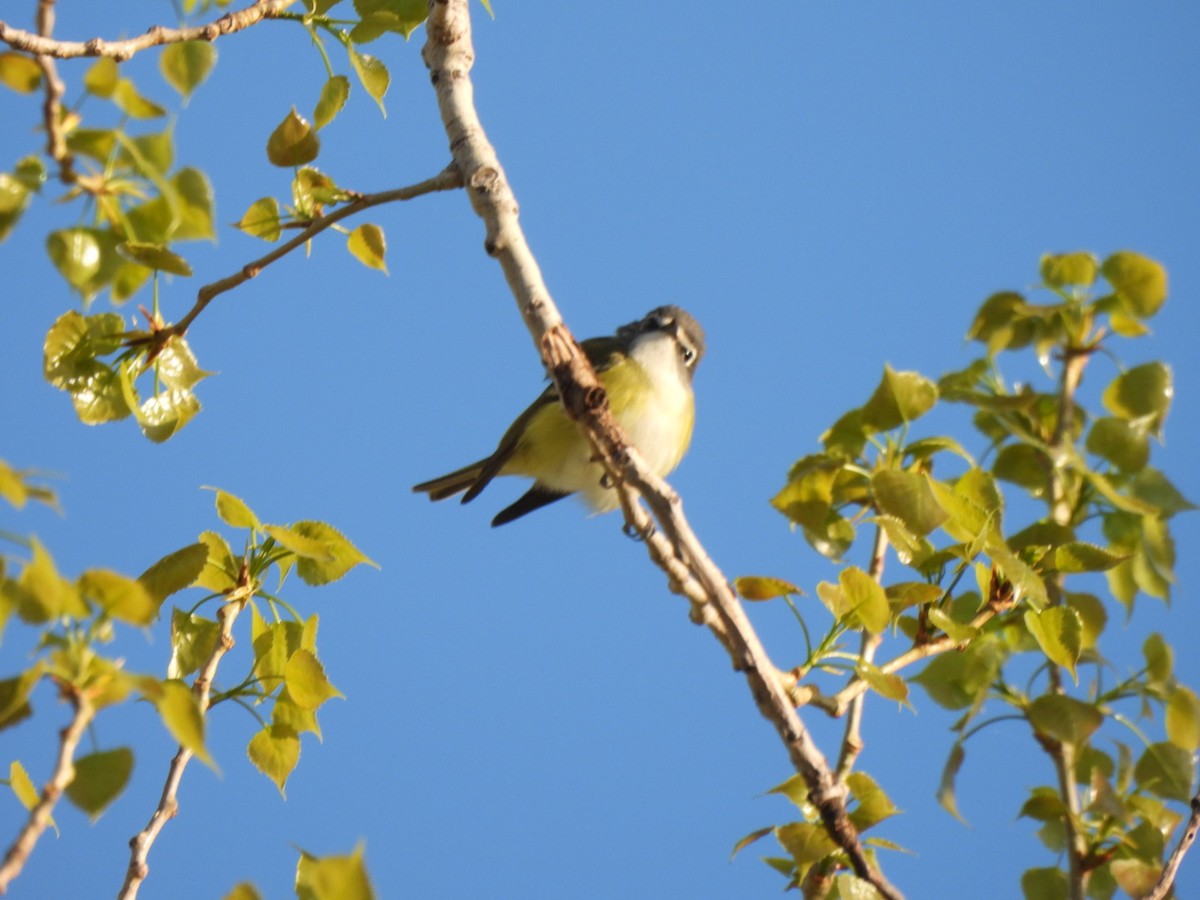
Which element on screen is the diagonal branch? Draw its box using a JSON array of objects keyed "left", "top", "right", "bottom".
[
  {"left": 1143, "top": 793, "right": 1200, "bottom": 900},
  {"left": 117, "top": 575, "right": 253, "bottom": 900},
  {"left": 0, "top": 0, "right": 295, "bottom": 61},
  {"left": 421, "top": 3, "right": 902, "bottom": 897},
  {"left": 136, "top": 167, "right": 462, "bottom": 343},
  {"left": 0, "top": 689, "right": 94, "bottom": 894}
]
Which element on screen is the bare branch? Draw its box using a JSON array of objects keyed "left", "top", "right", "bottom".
[
  {"left": 118, "top": 577, "right": 253, "bottom": 900},
  {"left": 32, "top": 0, "right": 74, "bottom": 184},
  {"left": 0, "top": 691, "right": 94, "bottom": 893},
  {"left": 421, "top": 3, "right": 902, "bottom": 897},
  {"left": 1143, "top": 794, "right": 1200, "bottom": 900},
  {"left": 0, "top": 0, "right": 296, "bottom": 62}
]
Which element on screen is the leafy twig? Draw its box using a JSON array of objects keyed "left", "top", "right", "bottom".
[
  {"left": 0, "top": 691, "right": 95, "bottom": 893},
  {"left": 1143, "top": 793, "right": 1200, "bottom": 900},
  {"left": 117, "top": 574, "right": 253, "bottom": 900},
  {"left": 0, "top": 0, "right": 295, "bottom": 61},
  {"left": 421, "top": 3, "right": 902, "bottom": 898}
]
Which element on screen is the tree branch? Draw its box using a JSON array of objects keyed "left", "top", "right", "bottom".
[
  {"left": 1143, "top": 793, "right": 1200, "bottom": 900},
  {"left": 0, "top": 0, "right": 296, "bottom": 61},
  {"left": 420, "top": 3, "right": 902, "bottom": 897},
  {"left": 139, "top": 168, "right": 462, "bottom": 342},
  {"left": 31, "top": 0, "right": 74, "bottom": 184},
  {"left": 117, "top": 577, "right": 252, "bottom": 900},
  {"left": 0, "top": 690, "right": 94, "bottom": 894}
]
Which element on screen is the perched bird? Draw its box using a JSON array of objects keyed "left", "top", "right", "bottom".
[{"left": 413, "top": 305, "right": 705, "bottom": 526}]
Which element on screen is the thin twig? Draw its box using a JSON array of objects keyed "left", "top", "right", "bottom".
[
  {"left": 1143, "top": 793, "right": 1200, "bottom": 900},
  {"left": 145, "top": 168, "right": 462, "bottom": 341},
  {"left": 421, "top": 3, "right": 902, "bottom": 897},
  {"left": 835, "top": 526, "right": 888, "bottom": 781},
  {"left": 118, "top": 577, "right": 253, "bottom": 900},
  {"left": 0, "top": 691, "right": 94, "bottom": 894},
  {"left": 0, "top": 0, "right": 295, "bottom": 61},
  {"left": 31, "top": 0, "right": 74, "bottom": 184}
]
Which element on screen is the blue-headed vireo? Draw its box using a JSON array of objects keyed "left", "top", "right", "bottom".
[{"left": 413, "top": 305, "right": 705, "bottom": 526}]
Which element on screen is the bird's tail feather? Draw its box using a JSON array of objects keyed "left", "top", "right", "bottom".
[{"left": 412, "top": 461, "right": 487, "bottom": 502}]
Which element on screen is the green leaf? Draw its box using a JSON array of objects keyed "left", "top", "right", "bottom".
[
  {"left": 139, "top": 543, "right": 209, "bottom": 605},
  {"left": 857, "top": 662, "right": 909, "bottom": 704},
  {"left": 296, "top": 843, "right": 375, "bottom": 900},
  {"left": 65, "top": 747, "right": 133, "bottom": 819},
  {"left": 840, "top": 566, "right": 889, "bottom": 634},
  {"left": 1051, "top": 543, "right": 1126, "bottom": 574},
  {"left": 1133, "top": 742, "right": 1193, "bottom": 802},
  {"left": 730, "top": 826, "right": 774, "bottom": 860},
  {"left": 117, "top": 241, "right": 192, "bottom": 276},
  {"left": 1101, "top": 362, "right": 1172, "bottom": 436},
  {"left": 348, "top": 48, "right": 389, "bottom": 115},
  {"left": 160, "top": 41, "right": 216, "bottom": 99},
  {"left": 137, "top": 387, "right": 201, "bottom": 442},
  {"left": 992, "top": 443, "right": 1050, "bottom": 494},
  {"left": 967, "top": 291, "right": 1036, "bottom": 354},
  {"left": 871, "top": 470, "right": 947, "bottom": 537},
  {"left": 1101, "top": 251, "right": 1167, "bottom": 319},
  {"left": 112, "top": 79, "right": 167, "bottom": 119},
  {"left": 347, "top": 223, "right": 387, "bottom": 272},
  {"left": 9, "top": 761, "right": 55, "bottom": 834},
  {"left": 17, "top": 538, "right": 88, "bottom": 622},
  {"left": 224, "top": 884, "right": 263, "bottom": 900},
  {"left": 1018, "top": 786, "right": 1069, "bottom": 822},
  {"left": 194, "top": 530, "right": 239, "bottom": 593},
  {"left": 733, "top": 575, "right": 802, "bottom": 601},
  {"left": 206, "top": 487, "right": 261, "bottom": 530},
  {"left": 285, "top": 649, "right": 342, "bottom": 711},
  {"left": 169, "top": 609, "right": 220, "bottom": 680},
  {"left": 313, "top": 75, "right": 350, "bottom": 129},
  {"left": 846, "top": 771, "right": 899, "bottom": 832},
  {"left": 83, "top": 58, "right": 119, "bottom": 97},
  {"left": 0, "top": 52, "right": 42, "bottom": 93},
  {"left": 936, "top": 742, "right": 968, "bottom": 824},
  {"left": 1143, "top": 633, "right": 1173, "bottom": 690},
  {"left": 0, "top": 667, "right": 41, "bottom": 730},
  {"left": 238, "top": 196, "right": 282, "bottom": 241},
  {"left": 1027, "top": 695, "right": 1102, "bottom": 746},
  {"left": 1064, "top": 593, "right": 1106, "bottom": 650},
  {"left": 1108, "top": 860, "right": 1161, "bottom": 898},
  {"left": 266, "top": 108, "right": 321, "bottom": 167},
  {"left": 141, "top": 678, "right": 213, "bottom": 767},
  {"left": 1086, "top": 417, "right": 1149, "bottom": 472},
  {"left": 1166, "top": 687, "right": 1200, "bottom": 752},
  {"left": 290, "top": 521, "right": 377, "bottom": 586},
  {"left": 1023, "top": 608, "right": 1082, "bottom": 678},
  {"left": 1129, "top": 468, "right": 1196, "bottom": 517},
  {"left": 774, "top": 822, "right": 837, "bottom": 868},
  {"left": 78, "top": 569, "right": 158, "bottom": 626},
  {"left": 913, "top": 639, "right": 1004, "bottom": 711},
  {"left": 247, "top": 723, "right": 300, "bottom": 796},
  {"left": 860, "top": 365, "right": 937, "bottom": 431},
  {"left": 47, "top": 228, "right": 103, "bottom": 290},
  {"left": 1020, "top": 866, "right": 1068, "bottom": 900},
  {"left": 1040, "top": 251, "right": 1097, "bottom": 289},
  {"left": 155, "top": 338, "right": 212, "bottom": 391},
  {"left": 264, "top": 524, "right": 336, "bottom": 561}
]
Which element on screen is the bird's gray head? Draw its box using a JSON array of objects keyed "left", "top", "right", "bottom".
[{"left": 619, "top": 306, "right": 706, "bottom": 376}]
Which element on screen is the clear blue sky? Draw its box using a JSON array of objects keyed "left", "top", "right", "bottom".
[{"left": 2, "top": 2, "right": 1199, "bottom": 897}]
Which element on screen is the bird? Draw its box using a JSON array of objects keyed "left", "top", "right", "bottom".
[{"left": 412, "top": 305, "right": 705, "bottom": 527}]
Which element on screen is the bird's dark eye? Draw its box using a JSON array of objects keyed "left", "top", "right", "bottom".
[{"left": 680, "top": 344, "right": 696, "bottom": 364}]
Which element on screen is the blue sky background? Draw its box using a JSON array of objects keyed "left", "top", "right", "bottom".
[{"left": 2, "top": 2, "right": 1199, "bottom": 897}]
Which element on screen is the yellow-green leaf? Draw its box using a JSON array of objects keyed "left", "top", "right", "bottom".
[
  {"left": 1102, "top": 362, "right": 1172, "bottom": 436},
  {"left": 267, "top": 108, "right": 320, "bottom": 167},
  {"left": 290, "top": 521, "right": 377, "bottom": 586},
  {"left": 1166, "top": 687, "right": 1200, "bottom": 752},
  {"left": 18, "top": 538, "right": 88, "bottom": 622},
  {"left": 871, "top": 470, "right": 947, "bottom": 537},
  {"left": 1027, "top": 694, "right": 1102, "bottom": 746},
  {"left": 348, "top": 49, "right": 389, "bottom": 116},
  {"left": 9, "top": 760, "right": 55, "bottom": 834},
  {"left": 285, "top": 649, "right": 342, "bottom": 711},
  {"left": 861, "top": 365, "right": 937, "bottom": 431},
  {"left": 1024, "top": 607, "right": 1082, "bottom": 679},
  {"left": 78, "top": 569, "right": 158, "bottom": 626},
  {"left": 247, "top": 724, "right": 300, "bottom": 796},
  {"left": 313, "top": 75, "right": 350, "bottom": 129},
  {"left": 138, "top": 388, "right": 201, "bottom": 443},
  {"left": 112, "top": 79, "right": 167, "bottom": 119},
  {"left": 1040, "top": 251, "right": 1097, "bottom": 288},
  {"left": 264, "top": 524, "right": 335, "bottom": 561},
  {"left": 238, "top": 196, "right": 282, "bottom": 241},
  {"left": 0, "top": 667, "right": 41, "bottom": 731},
  {"left": 296, "top": 843, "right": 375, "bottom": 900},
  {"left": 205, "top": 487, "right": 261, "bottom": 530},
  {"left": 347, "top": 223, "right": 387, "bottom": 272},
  {"left": 733, "top": 575, "right": 802, "bottom": 601},
  {"left": 139, "top": 542, "right": 209, "bottom": 605},
  {"left": 194, "top": 530, "right": 239, "bottom": 593},
  {"left": 142, "top": 678, "right": 213, "bottom": 767},
  {"left": 0, "top": 52, "right": 42, "bottom": 94},
  {"left": 160, "top": 41, "right": 216, "bottom": 99},
  {"left": 65, "top": 747, "right": 133, "bottom": 819},
  {"left": 224, "top": 884, "right": 263, "bottom": 900},
  {"left": 1102, "top": 250, "right": 1167, "bottom": 319},
  {"left": 83, "top": 58, "right": 119, "bottom": 97},
  {"left": 840, "top": 566, "right": 890, "bottom": 634},
  {"left": 47, "top": 228, "right": 103, "bottom": 290},
  {"left": 169, "top": 609, "right": 220, "bottom": 680},
  {"left": 857, "top": 662, "right": 909, "bottom": 705},
  {"left": 118, "top": 241, "right": 192, "bottom": 276},
  {"left": 1133, "top": 742, "right": 1193, "bottom": 802}
]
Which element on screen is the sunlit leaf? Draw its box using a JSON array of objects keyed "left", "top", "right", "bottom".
[
  {"left": 1086, "top": 417, "right": 1149, "bottom": 472},
  {"left": 169, "top": 609, "right": 220, "bottom": 680},
  {"left": 205, "top": 487, "right": 261, "bottom": 530},
  {"left": 139, "top": 543, "right": 209, "bottom": 605},
  {"left": 238, "top": 196, "right": 282, "bottom": 241},
  {"left": 160, "top": 41, "right": 216, "bottom": 99},
  {"left": 65, "top": 747, "right": 133, "bottom": 819},
  {"left": 861, "top": 365, "right": 937, "bottom": 431},
  {"left": 83, "top": 58, "right": 119, "bottom": 97},
  {"left": 733, "top": 575, "right": 802, "bottom": 601},
  {"left": 0, "top": 52, "right": 42, "bottom": 94},
  {"left": 224, "top": 883, "right": 263, "bottom": 900},
  {"left": 1166, "top": 687, "right": 1200, "bottom": 752},
  {"left": 285, "top": 649, "right": 343, "bottom": 711},
  {"left": 1101, "top": 250, "right": 1167, "bottom": 319},
  {"left": 140, "top": 677, "right": 213, "bottom": 767},
  {"left": 1101, "top": 362, "right": 1172, "bottom": 436},
  {"left": 936, "top": 742, "right": 968, "bottom": 824},
  {"left": 348, "top": 48, "right": 389, "bottom": 115},
  {"left": 1109, "top": 859, "right": 1161, "bottom": 898},
  {"left": 347, "top": 223, "right": 387, "bottom": 272},
  {"left": 296, "top": 843, "right": 375, "bottom": 900},
  {"left": 112, "top": 79, "right": 167, "bottom": 119},
  {"left": 1023, "top": 608, "right": 1082, "bottom": 679},
  {"left": 117, "top": 241, "right": 192, "bottom": 276},
  {"left": 9, "top": 761, "right": 55, "bottom": 834},
  {"left": 267, "top": 108, "right": 321, "bottom": 167},
  {"left": 0, "top": 667, "right": 42, "bottom": 730},
  {"left": 1020, "top": 866, "right": 1068, "bottom": 900},
  {"left": 17, "top": 538, "right": 88, "bottom": 622},
  {"left": 1051, "top": 543, "right": 1126, "bottom": 574},
  {"left": 138, "top": 388, "right": 201, "bottom": 442},
  {"left": 1018, "top": 786, "right": 1068, "bottom": 822},
  {"left": 857, "top": 662, "right": 908, "bottom": 705},
  {"left": 871, "top": 470, "right": 947, "bottom": 537},
  {"left": 290, "top": 521, "right": 377, "bottom": 585},
  {"left": 247, "top": 723, "right": 300, "bottom": 796},
  {"left": 1039, "top": 251, "right": 1097, "bottom": 289},
  {"left": 47, "top": 228, "right": 103, "bottom": 290},
  {"left": 313, "top": 75, "right": 350, "bottom": 129},
  {"left": 78, "top": 569, "right": 158, "bottom": 626},
  {"left": 194, "top": 530, "right": 239, "bottom": 593}
]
